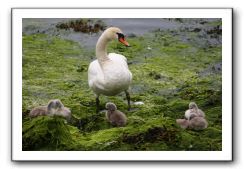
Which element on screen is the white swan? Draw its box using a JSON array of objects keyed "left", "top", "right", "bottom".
[{"left": 88, "top": 27, "right": 132, "bottom": 111}]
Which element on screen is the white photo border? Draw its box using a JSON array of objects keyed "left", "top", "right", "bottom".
[{"left": 12, "top": 8, "right": 233, "bottom": 161}]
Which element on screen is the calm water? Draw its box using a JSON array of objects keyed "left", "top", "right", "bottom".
[{"left": 22, "top": 18, "right": 220, "bottom": 48}]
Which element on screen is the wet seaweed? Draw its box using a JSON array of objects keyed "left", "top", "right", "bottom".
[
  {"left": 22, "top": 19, "right": 222, "bottom": 151},
  {"left": 56, "top": 19, "right": 106, "bottom": 34}
]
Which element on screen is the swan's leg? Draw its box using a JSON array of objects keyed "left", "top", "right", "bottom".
[
  {"left": 96, "top": 95, "right": 100, "bottom": 112},
  {"left": 125, "top": 90, "right": 131, "bottom": 111}
]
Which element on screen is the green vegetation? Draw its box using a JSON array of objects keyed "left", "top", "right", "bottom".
[{"left": 22, "top": 21, "right": 222, "bottom": 151}]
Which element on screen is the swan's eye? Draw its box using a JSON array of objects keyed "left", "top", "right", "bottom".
[
  {"left": 117, "top": 32, "right": 130, "bottom": 46},
  {"left": 116, "top": 32, "right": 125, "bottom": 40}
]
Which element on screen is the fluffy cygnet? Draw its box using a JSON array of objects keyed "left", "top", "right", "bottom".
[
  {"left": 29, "top": 99, "right": 71, "bottom": 120},
  {"left": 29, "top": 106, "right": 48, "bottom": 117},
  {"left": 47, "top": 99, "right": 71, "bottom": 119},
  {"left": 185, "top": 102, "right": 205, "bottom": 120},
  {"left": 177, "top": 112, "right": 208, "bottom": 130},
  {"left": 188, "top": 116, "right": 208, "bottom": 130},
  {"left": 176, "top": 119, "right": 189, "bottom": 129},
  {"left": 105, "top": 102, "right": 127, "bottom": 127}
]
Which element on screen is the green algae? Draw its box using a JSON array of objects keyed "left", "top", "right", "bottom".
[
  {"left": 23, "top": 116, "right": 77, "bottom": 150},
  {"left": 22, "top": 22, "right": 222, "bottom": 151}
]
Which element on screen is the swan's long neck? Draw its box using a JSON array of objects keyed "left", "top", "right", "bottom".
[{"left": 96, "top": 33, "right": 110, "bottom": 64}]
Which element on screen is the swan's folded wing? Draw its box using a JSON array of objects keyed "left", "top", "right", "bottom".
[
  {"left": 108, "top": 53, "right": 127, "bottom": 63},
  {"left": 88, "top": 60, "right": 106, "bottom": 91},
  {"left": 88, "top": 60, "right": 100, "bottom": 87},
  {"left": 109, "top": 53, "right": 132, "bottom": 82}
]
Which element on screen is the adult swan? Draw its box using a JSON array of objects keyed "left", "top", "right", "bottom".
[{"left": 88, "top": 27, "right": 132, "bottom": 111}]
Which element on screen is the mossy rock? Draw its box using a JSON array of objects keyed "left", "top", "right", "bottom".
[{"left": 23, "top": 116, "right": 77, "bottom": 150}]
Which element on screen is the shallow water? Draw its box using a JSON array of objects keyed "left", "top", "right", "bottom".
[{"left": 23, "top": 18, "right": 221, "bottom": 48}]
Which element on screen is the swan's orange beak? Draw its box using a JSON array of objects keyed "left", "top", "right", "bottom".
[{"left": 119, "top": 38, "right": 130, "bottom": 47}]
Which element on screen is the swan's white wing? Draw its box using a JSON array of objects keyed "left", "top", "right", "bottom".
[
  {"left": 108, "top": 53, "right": 127, "bottom": 61},
  {"left": 88, "top": 60, "right": 104, "bottom": 91},
  {"left": 108, "top": 53, "right": 132, "bottom": 81},
  {"left": 88, "top": 53, "right": 132, "bottom": 96},
  {"left": 108, "top": 53, "right": 128, "bottom": 68}
]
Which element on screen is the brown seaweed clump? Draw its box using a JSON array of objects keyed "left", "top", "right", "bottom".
[{"left": 56, "top": 19, "right": 106, "bottom": 34}]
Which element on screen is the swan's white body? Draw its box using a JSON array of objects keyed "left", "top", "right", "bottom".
[
  {"left": 88, "top": 53, "right": 132, "bottom": 96},
  {"left": 88, "top": 27, "right": 132, "bottom": 99}
]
